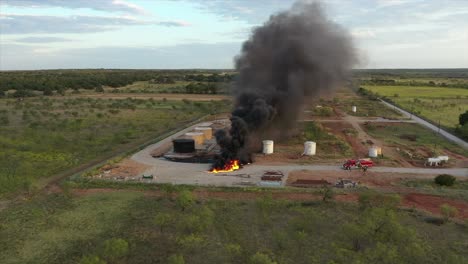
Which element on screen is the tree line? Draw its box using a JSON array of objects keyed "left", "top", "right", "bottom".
[{"left": 0, "top": 70, "right": 236, "bottom": 97}]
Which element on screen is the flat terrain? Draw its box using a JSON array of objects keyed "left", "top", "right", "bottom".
[
  {"left": 1, "top": 69, "right": 468, "bottom": 264},
  {"left": 1, "top": 189, "right": 467, "bottom": 264},
  {"left": 363, "top": 85, "right": 468, "bottom": 129},
  {"left": 0, "top": 96, "right": 231, "bottom": 197}
]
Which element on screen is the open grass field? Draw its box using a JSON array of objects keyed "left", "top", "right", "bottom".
[
  {"left": 362, "top": 85, "right": 468, "bottom": 128},
  {"left": 363, "top": 122, "right": 468, "bottom": 159},
  {"left": 0, "top": 97, "right": 231, "bottom": 197},
  {"left": 1, "top": 189, "right": 467, "bottom": 264}
]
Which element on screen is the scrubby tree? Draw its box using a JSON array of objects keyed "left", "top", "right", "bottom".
[
  {"left": 459, "top": 110, "right": 468, "bottom": 126},
  {"left": 321, "top": 185, "right": 335, "bottom": 202},
  {"left": 250, "top": 252, "right": 277, "bottom": 264},
  {"left": 102, "top": 238, "right": 129, "bottom": 261},
  {"left": 176, "top": 190, "right": 194, "bottom": 211},
  {"left": 80, "top": 255, "right": 106, "bottom": 264},
  {"left": 434, "top": 174, "right": 456, "bottom": 186},
  {"left": 154, "top": 212, "right": 172, "bottom": 233},
  {"left": 440, "top": 204, "right": 458, "bottom": 222},
  {"left": 167, "top": 254, "right": 185, "bottom": 264}
]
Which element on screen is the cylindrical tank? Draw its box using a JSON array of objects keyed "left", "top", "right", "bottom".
[
  {"left": 303, "top": 141, "right": 316, "bottom": 156},
  {"left": 184, "top": 132, "right": 205, "bottom": 145},
  {"left": 262, "top": 140, "right": 274, "bottom": 154},
  {"left": 368, "top": 147, "right": 378, "bottom": 158},
  {"left": 376, "top": 147, "right": 382, "bottom": 156},
  {"left": 173, "top": 139, "right": 195, "bottom": 153},
  {"left": 352, "top": 106, "right": 357, "bottom": 113},
  {"left": 194, "top": 127, "right": 212, "bottom": 140}
]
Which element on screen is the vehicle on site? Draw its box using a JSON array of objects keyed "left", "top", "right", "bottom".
[{"left": 342, "top": 158, "right": 374, "bottom": 170}]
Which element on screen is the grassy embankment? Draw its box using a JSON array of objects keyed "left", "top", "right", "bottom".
[
  {"left": 0, "top": 96, "right": 231, "bottom": 197},
  {"left": 362, "top": 85, "right": 468, "bottom": 129},
  {"left": 0, "top": 190, "right": 467, "bottom": 264}
]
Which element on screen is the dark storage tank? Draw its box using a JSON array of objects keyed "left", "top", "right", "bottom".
[{"left": 173, "top": 139, "right": 195, "bottom": 153}]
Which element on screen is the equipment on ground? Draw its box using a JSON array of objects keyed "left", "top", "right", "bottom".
[{"left": 335, "top": 179, "right": 358, "bottom": 188}]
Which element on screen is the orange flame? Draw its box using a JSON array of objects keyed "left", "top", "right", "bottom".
[{"left": 210, "top": 159, "right": 241, "bottom": 173}]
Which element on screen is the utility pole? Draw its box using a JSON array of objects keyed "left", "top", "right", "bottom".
[{"left": 438, "top": 119, "right": 441, "bottom": 134}]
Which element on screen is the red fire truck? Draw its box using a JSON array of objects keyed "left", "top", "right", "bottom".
[{"left": 342, "top": 158, "right": 374, "bottom": 170}]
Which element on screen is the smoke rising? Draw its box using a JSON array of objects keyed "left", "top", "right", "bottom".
[{"left": 213, "top": 1, "right": 357, "bottom": 169}]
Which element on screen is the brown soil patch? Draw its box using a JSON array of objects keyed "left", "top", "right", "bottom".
[
  {"left": 321, "top": 121, "right": 368, "bottom": 157},
  {"left": 287, "top": 170, "right": 421, "bottom": 188},
  {"left": 98, "top": 159, "right": 150, "bottom": 179},
  {"left": 403, "top": 193, "right": 468, "bottom": 218}
]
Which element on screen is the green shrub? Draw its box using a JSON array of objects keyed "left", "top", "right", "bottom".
[
  {"left": 434, "top": 174, "right": 456, "bottom": 186},
  {"left": 440, "top": 204, "right": 458, "bottom": 222},
  {"left": 102, "top": 238, "right": 129, "bottom": 261},
  {"left": 80, "top": 255, "right": 106, "bottom": 264},
  {"left": 167, "top": 254, "right": 185, "bottom": 264},
  {"left": 250, "top": 252, "right": 277, "bottom": 264},
  {"left": 176, "top": 190, "right": 194, "bottom": 211}
]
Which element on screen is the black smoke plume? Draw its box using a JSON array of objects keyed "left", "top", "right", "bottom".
[{"left": 212, "top": 1, "right": 356, "bottom": 169}]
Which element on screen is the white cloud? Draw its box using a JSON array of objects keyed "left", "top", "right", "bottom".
[
  {"left": 351, "top": 28, "right": 376, "bottom": 39},
  {"left": 15, "top": 36, "right": 73, "bottom": 43},
  {"left": 0, "top": 14, "right": 190, "bottom": 34},
  {"left": 2, "top": 0, "right": 147, "bottom": 15}
]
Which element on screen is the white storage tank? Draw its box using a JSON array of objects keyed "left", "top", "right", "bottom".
[
  {"left": 194, "top": 127, "right": 213, "bottom": 140},
  {"left": 184, "top": 132, "right": 205, "bottom": 145},
  {"left": 368, "top": 147, "right": 378, "bottom": 158},
  {"left": 262, "top": 140, "right": 274, "bottom": 154},
  {"left": 303, "top": 141, "right": 316, "bottom": 156},
  {"left": 352, "top": 106, "right": 357, "bottom": 113}
]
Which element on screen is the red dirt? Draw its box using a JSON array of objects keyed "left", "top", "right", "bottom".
[
  {"left": 403, "top": 193, "right": 468, "bottom": 218},
  {"left": 70, "top": 188, "right": 468, "bottom": 219}
]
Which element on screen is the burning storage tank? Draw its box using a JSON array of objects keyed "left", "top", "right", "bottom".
[
  {"left": 184, "top": 132, "right": 205, "bottom": 145},
  {"left": 263, "top": 140, "right": 274, "bottom": 154},
  {"left": 303, "top": 141, "right": 316, "bottom": 156},
  {"left": 172, "top": 139, "right": 195, "bottom": 153},
  {"left": 194, "top": 127, "right": 213, "bottom": 140}
]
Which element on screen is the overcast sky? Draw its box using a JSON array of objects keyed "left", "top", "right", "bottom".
[{"left": 1, "top": 0, "right": 467, "bottom": 70}]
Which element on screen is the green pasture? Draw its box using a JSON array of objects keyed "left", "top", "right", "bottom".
[
  {"left": 0, "top": 97, "right": 230, "bottom": 197},
  {"left": 363, "top": 85, "right": 468, "bottom": 99},
  {"left": 363, "top": 86, "right": 468, "bottom": 128},
  {"left": 0, "top": 190, "right": 467, "bottom": 264},
  {"left": 363, "top": 122, "right": 468, "bottom": 157}
]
